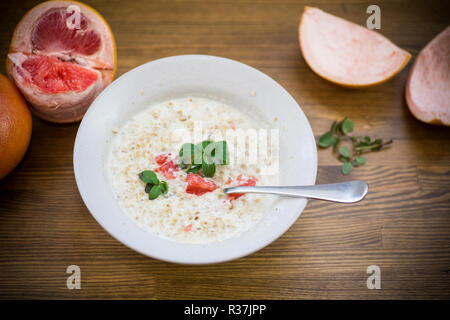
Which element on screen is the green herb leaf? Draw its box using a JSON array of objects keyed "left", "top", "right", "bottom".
[
  {"left": 139, "top": 170, "right": 159, "bottom": 184},
  {"left": 330, "top": 120, "right": 338, "bottom": 133},
  {"left": 339, "top": 146, "right": 351, "bottom": 158},
  {"left": 186, "top": 165, "right": 202, "bottom": 174},
  {"left": 182, "top": 140, "right": 229, "bottom": 178},
  {"left": 342, "top": 162, "right": 353, "bottom": 175},
  {"left": 339, "top": 155, "right": 349, "bottom": 163},
  {"left": 196, "top": 140, "right": 211, "bottom": 152},
  {"left": 201, "top": 161, "right": 216, "bottom": 177},
  {"left": 159, "top": 181, "right": 168, "bottom": 195},
  {"left": 191, "top": 140, "right": 211, "bottom": 165},
  {"left": 148, "top": 185, "right": 161, "bottom": 200},
  {"left": 332, "top": 138, "right": 340, "bottom": 151},
  {"left": 204, "top": 141, "right": 229, "bottom": 165},
  {"left": 144, "top": 183, "right": 154, "bottom": 193},
  {"left": 341, "top": 118, "right": 354, "bottom": 134},
  {"left": 319, "top": 131, "right": 336, "bottom": 148},
  {"left": 179, "top": 143, "right": 194, "bottom": 157},
  {"left": 320, "top": 119, "right": 392, "bottom": 176},
  {"left": 179, "top": 143, "right": 195, "bottom": 167},
  {"left": 214, "top": 141, "right": 229, "bottom": 164},
  {"left": 178, "top": 160, "right": 188, "bottom": 169},
  {"left": 371, "top": 139, "right": 382, "bottom": 151},
  {"left": 355, "top": 157, "right": 366, "bottom": 165},
  {"left": 359, "top": 142, "right": 369, "bottom": 147}
]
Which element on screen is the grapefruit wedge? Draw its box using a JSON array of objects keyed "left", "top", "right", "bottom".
[
  {"left": 7, "top": 1, "right": 116, "bottom": 123},
  {"left": 299, "top": 7, "right": 411, "bottom": 88},
  {"left": 406, "top": 27, "right": 450, "bottom": 126}
]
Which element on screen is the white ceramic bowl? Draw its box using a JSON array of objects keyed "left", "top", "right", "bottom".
[{"left": 73, "top": 55, "right": 317, "bottom": 264}]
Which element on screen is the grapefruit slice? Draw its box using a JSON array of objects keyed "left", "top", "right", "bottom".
[
  {"left": 7, "top": 1, "right": 116, "bottom": 123},
  {"left": 405, "top": 27, "right": 450, "bottom": 126},
  {"left": 299, "top": 7, "right": 411, "bottom": 88}
]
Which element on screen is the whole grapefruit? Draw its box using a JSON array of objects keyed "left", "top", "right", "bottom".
[{"left": 0, "top": 73, "right": 32, "bottom": 179}]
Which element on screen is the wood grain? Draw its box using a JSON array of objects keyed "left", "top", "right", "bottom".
[{"left": 0, "top": 0, "right": 449, "bottom": 299}]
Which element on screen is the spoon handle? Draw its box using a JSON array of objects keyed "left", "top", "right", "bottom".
[{"left": 223, "top": 181, "right": 368, "bottom": 203}]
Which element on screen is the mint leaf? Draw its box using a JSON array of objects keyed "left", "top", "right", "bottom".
[
  {"left": 196, "top": 140, "right": 211, "bottom": 153},
  {"left": 333, "top": 138, "right": 340, "bottom": 151},
  {"left": 319, "top": 131, "right": 336, "bottom": 148},
  {"left": 186, "top": 165, "right": 202, "bottom": 174},
  {"left": 330, "top": 120, "right": 338, "bottom": 133},
  {"left": 355, "top": 157, "right": 366, "bottom": 165},
  {"left": 204, "top": 140, "right": 229, "bottom": 165},
  {"left": 144, "top": 183, "right": 154, "bottom": 193},
  {"left": 139, "top": 170, "right": 159, "bottom": 184},
  {"left": 341, "top": 118, "right": 354, "bottom": 134},
  {"left": 159, "top": 181, "right": 168, "bottom": 194},
  {"left": 148, "top": 185, "right": 161, "bottom": 200},
  {"left": 339, "top": 146, "right": 351, "bottom": 158},
  {"left": 342, "top": 162, "right": 353, "bottom": 175},
  {"left": 201, "top": 161, "right": 216, "bottom": 177},
  {"left": 179, "top": 143, "right": 195, "bottom": 167}
]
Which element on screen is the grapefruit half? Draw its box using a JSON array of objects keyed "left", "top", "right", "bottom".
[
  {"left": 7, "top": 0, "right": 116, "bottom": 123},
  {"left": 405, "top": 27, "right": 450, "bottom": 126},
  {"left": 299, "top": 7, "right": 411, "bottom": 88}
]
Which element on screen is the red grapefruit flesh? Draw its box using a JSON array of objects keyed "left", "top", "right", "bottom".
[
  {"left": 185, "top": 173, "right": 218, "bottom": 196},
  {"left": 406, "top": 27, "right": 450, "bottom": 126},
  {"left": 154, "top": 153, "right": 179, "bottom": 180},
  {"left": 7, "top": 1, "right": 116, "bottom": 123},
  {"left": 31, "top": 8, "right": 101, "bottom": 56},
  {"left": 299, "top": 7, "right": 411, "bottom": 88},
  {"left": 228, "top": 176, "right": 257, "bottom": 201},
  {"left": 21, "top": 55, "right": 99, "bottom": 94}
]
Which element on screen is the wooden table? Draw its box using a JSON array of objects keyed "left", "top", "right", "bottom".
[{"left": 0, "top": 0, "right": 449, "bottom": 299}]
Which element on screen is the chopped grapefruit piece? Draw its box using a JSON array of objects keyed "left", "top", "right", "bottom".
[
  {"left": 228, "top": 176, "right": 257, "bottom": 201},
  {"left": 298, "top": 7, "right": 411, "bottom": 88},
  {"left": 155, "top": 153, "right": 170, "bottom": 165},
  {"left": 154, "top": 154, "right": 178, "bottom": 179},
  {"left": 185, "top": 173, "right": 218, "bottom": 196}
]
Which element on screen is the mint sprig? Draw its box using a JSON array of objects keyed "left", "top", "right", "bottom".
[
  {"left": 139, "top": 170, "right": 168, "bottom": 200},
  {"left": 319, "top": 118, "right": 392, "bottom": 175},
  {"left": 179, "top": 140, "right": 229, "bottom": 178}
]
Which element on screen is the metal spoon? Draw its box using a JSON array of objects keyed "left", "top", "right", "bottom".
[{"left": 223, "top": 181, "right": 368, "bottom": 203}]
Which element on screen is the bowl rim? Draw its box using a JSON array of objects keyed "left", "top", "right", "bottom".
[{"left": 73, "top": 54, "right": 317, "bottom": 264}]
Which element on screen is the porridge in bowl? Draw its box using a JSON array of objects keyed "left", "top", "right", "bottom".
[{"left": 106, "top": 96, "right": 279, "bottom": 244}]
